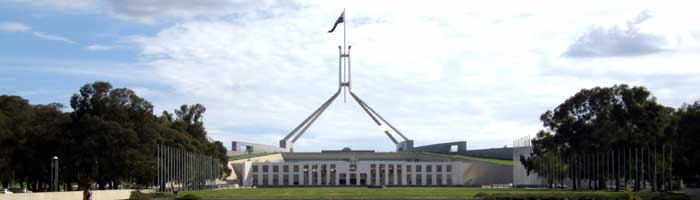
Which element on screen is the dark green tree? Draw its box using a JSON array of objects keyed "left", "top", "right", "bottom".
[{"left": 524, "top": 85, "right": 675, "bottom": 191}]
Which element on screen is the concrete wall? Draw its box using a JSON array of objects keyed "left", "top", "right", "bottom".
[
  {"left": 460, "top": 147, "right": 514, "bottom": 160},
  {"left": 281, "top": 152, "right": 452, "bottom": 162},
  {"left": 461, "top": 161, "right": 513, "bottom": 185},
  {"left": 413, "top": 141, "right": 467, "bottom": 154},
  {"left": 227, "top": 153, "right": 284, "bottom": 182},
  {"left": 229, "top": 141, "right": 287, "bottom": 156},
  {"left": 0, "top": 190, "right": 133, "bottom": 200}
]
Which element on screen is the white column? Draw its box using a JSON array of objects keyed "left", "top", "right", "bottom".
[
  {"left": 393, "top": 164, "right": 398, "bottom": 185},
  {"left": 385, "top": 164, "right": 390, "bottom": 185},
  {"left": 442, "top": 165, "right": 447, "bottom": 185},
  {"left": 398, "top": 164, "right": 403, "bottom": 185},
  {"left": 335, "top": 164, "right": 340, "bottom": 185},
  {"left": 278, "top": 165, "right": 283, "bottom": 186},
  {"left": 325, "top": 164, "right": 330, "bottom": 185},
  {"left": 308, "top": 165, "right": 313, "bottom": 185},
  {"left": 422, "top": 164, "right": 427, "bottom": 186},
  {"left": 412, "top": 165, "right": 416, "bottom": 185},
  {"left": 315, "top": 165, "right": 321, "bottom": 186},
  {"left": 299, "top": 164, "right": 304, "bottom": 185}
]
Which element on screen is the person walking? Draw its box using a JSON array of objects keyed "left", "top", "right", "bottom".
[{"left": 83, "top": 182, "right": 92, "bottom": 200}]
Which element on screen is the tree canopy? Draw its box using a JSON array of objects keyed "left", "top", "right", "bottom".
[
  {"left": 0, "top": 81, "right": 230, "bottom": 190},
  {"left": 523, "top": 84, "right": 700, "bottom": 190}
]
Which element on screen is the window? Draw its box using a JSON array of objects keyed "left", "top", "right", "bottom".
[
  {"left": 252, "top": 165, "right": 259, "bottom": 172},
  {"left": 416, "top": 175, "right": 422, "bottom": 185},
  {"left": 294, "top": 165, "right": 300, "bottom": 172},
  {"left": 450, "top": 145, "right": 458, "bottom": 152},
  {"left": 416, "top": 165, "right": 422, "bottom": 172},
  {"left": 426, "top": 165, "right": 432, "bottom": 172},
  {"left": 273, "top": 165, "right": 279, "bottom": 173},
  {"left": 283, "top": 165, "right": 289, "bottom": 173},
  {"left": 446, "top": 165, "right": 452, "bottom": 172},
  {"left": 262, "top": 165, "right": 268, "bottom": 173},
  {"left": 436, "top": 165, "right": 442, "bottom": 172},
  {"left": 426, "top": 174, "right": 432, "bottom": 185},
  {"left": 407, "top": 165, "right": 412, "bottom": 172}
]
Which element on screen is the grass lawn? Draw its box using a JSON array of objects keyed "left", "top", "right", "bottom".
[
  {"left": 178, "top": 187, "right": 627, "bottom": 199},
  {"left": 422, "top": 153, "right": 513, "bottom": 166},
  {"left": 228, "top": 153, "right": 276, "bottom": 161}
]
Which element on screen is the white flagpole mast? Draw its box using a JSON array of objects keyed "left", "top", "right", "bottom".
[{"left": 343, "top": 8, "right": 347, "bottom": 103}]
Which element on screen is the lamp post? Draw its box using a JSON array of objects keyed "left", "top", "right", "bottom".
[{"left": 51, "top": 156, "right": 59, "bottom": 192}]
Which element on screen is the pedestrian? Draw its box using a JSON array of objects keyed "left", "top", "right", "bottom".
[{"left": 83, "top": 182, "right": 92, "bottom": 200}]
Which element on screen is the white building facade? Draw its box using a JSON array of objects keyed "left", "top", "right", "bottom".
[{"left": 239, "top": 160, "right": 464, "bottom": 186}]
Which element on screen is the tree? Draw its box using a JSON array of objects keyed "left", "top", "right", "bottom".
[
  {"left": 524, "top": 85, "right": 675, "bottom": 191},
  {"left": 674, "top": 101, "right": 700, "bottom": 187}
]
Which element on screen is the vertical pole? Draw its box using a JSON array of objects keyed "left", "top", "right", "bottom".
[
  {"left": 157, "top": 144, "right": 160, "bottom": 192},
  {"left": 338, "top": 44, "right": 341, "bottom": 90},
  {"left": 662, "top": 144, "right": 665, "bottom": 191},
  {"left": 669, "top": 144, "right": 672, "bottom": 191}
]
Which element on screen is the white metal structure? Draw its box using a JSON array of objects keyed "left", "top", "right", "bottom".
[
  {"left": 280, "top": 10, "right": 413, "bottom": 152},
  {"left": 239, "top": 160, "right": 463, "bottom": 186}
]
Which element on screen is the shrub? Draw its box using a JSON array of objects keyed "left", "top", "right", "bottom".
[
  {"left": 474, "top": 192, "right": 690, "bottom": 200},
  {"left": 129, "top": 191, "right": 151, "bottom": 200},
  {"left": 177, "top": 194, "right": 202, "bottom": 200}
]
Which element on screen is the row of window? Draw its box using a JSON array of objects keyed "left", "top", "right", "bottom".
[
  {"left": 250, "top": 172, "right": 454, "bottom": 186},
  {"left": 251, "top": 163, "right": 453, "bottom": 173}
]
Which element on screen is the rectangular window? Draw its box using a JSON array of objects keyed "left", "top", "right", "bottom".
[
  {"left": 252, "top": 165, "right": 259, "bottom": 172},
  {"left": 407, "top": 165, "right": 412, "bottom": 172},
  {"left": 436, "top": 174, "right": 442, "bottom": 185},
  {"left": 436, "top": 165, "right": 442, "bottom": 172},
  {"left": 446, "top": 165, "right": 452, "bottom": 172},
  {"left": 294, "top": 165, "right": 300, "bottom": 172},
  {"left": 416, "top": 175, "right": 422, "bottom": 185},
  {"left": 407, "top": 174, "right": 413, "bottom": 185},
  {"left": 262, "top": 174, "right": 269, "bottom": 185},
  {"left": 426, "top": 174, "right": 433, "bottom": 185},
  {"left": 283, "top": 165, "right": 289, "bottom": 173},
  {"left": 273, "top": 165, "right": 279, "bottom": 173},
  {"left": 426, "top": 165, "right": 432, "bottom": 172},
  {"left": 416, "top": 165, "right": 422, "bottom": 173},
  {"left": 262, "top": 165, "right": 269, "bottom": 173},
  {"left": 447, "top": 175, "right": 453, "bottom": 185},
  {"left": 293, "top": 174, "right": 300, "bottom": 185},
  {"left": 273, "top": 174, "right": 280, "bottom": 185}
]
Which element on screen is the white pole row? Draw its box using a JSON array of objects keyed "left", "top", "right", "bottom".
[{"left": 157, "top": 144, "right": 221, "bottom": 192}]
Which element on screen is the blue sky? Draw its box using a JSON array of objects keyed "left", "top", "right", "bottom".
[{"left": 2, "top": 0, "right": 700, "bottom": 152}]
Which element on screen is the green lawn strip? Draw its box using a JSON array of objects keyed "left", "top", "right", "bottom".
[
  {"left": 228, "top": 153, "right": 275, "bottom": 161},
  {"left": 177, "top": 187, "right": 629, "bottom": 199},
  {"left": 421, "top": 152, "right": 513, "bottom": 166}
]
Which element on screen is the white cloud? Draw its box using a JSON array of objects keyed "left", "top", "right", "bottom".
[
  {"left": 106, "top": 0, "right": 303, "bottom": 23},
  {"left": 32, "top": 31, "right": 76, "bottom": 44},
  {"left": 127, "top": 1, "right": 700, "bottom": 151},
  {"left": 562, "top": 11, "right": 666, "bottom": 58},
  {"left": 8, "top": 0, "right": 99, "bottom": 11},
  {"left": 0, "top": 22, "right": 31, "bottom": 32},
  {"left": 0, "top": 21, "right": 76, "bottom": 44},
  {"left": 85, "top": 44, "right": 115, "bottom": 51}
]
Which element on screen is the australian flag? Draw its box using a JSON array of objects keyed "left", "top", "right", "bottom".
[{"left": 328, "top": 11, "right": 345, "bottom": 33}]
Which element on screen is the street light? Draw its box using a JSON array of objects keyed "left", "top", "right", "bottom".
[{"left": 51, "top": 156, "right": 59, "bottom": 192}]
